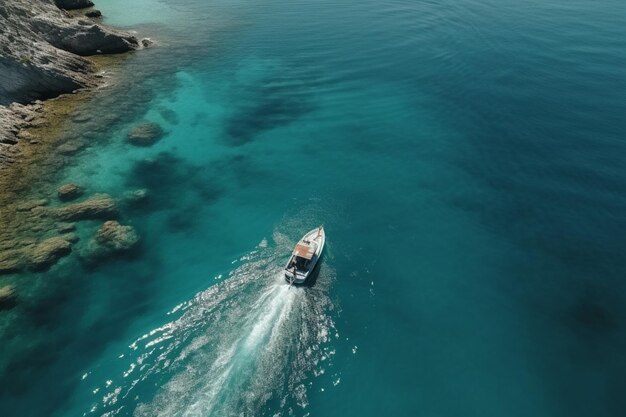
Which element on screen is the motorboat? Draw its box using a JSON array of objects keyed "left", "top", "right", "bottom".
[{"left": 284, "top": 226, "right": 325, "bottom": 285}]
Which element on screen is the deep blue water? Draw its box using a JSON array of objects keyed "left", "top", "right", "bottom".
[{"left": 2, "top": 0, "right": 626, "bottom": 416}]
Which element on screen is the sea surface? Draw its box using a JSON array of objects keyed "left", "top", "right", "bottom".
[{"left": 2, "top": 0, "right": 626, "bottom": 416}]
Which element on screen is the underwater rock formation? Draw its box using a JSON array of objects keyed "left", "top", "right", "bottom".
[
  {"left": 81, "top": 220, "right": 139, "bottom": 262},
  {"left": 56, "top": 140, "right": 86, "bottom": 155},
  {"left": 57, "top": 183, "right": 84, "bottom": 201},
  {"left": 0, "top": 235, "right": 73, "bottom": 273},
  {"left": 53, "top": 193, "right": 117, "bottom": 221},
  {"left": 29, "top": 236, "right": 72, "bottom": 270},
  {"left": 0, "top": 1, "right": 155, "bottom": 277},
  {"left": 15, "top": 198, "right": 49, "bottom": 212},
  {"left": 56, "top": 222, "right": 76, "bottom": 233},
  {"left": 122, "top": 189, "right": 150, "bottom": 207},
  {"left": 127, "top": 122, "right": 165, "bottom": 147},
  {"left": 0, "top": 250, "right": 22, "bottom": 274},
  {"left": 95, "top": 220, "right": 139, "bottom": 251},
  {"left": 0, "top": 191, "right": 123, "bottom": 275},
  {"left": 0, "top": 285, "right": 17, "bottom": 309}
]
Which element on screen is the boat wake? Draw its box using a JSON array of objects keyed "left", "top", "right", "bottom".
[{"left": 81, "top": 232, "right": 337, "bottom": 417}]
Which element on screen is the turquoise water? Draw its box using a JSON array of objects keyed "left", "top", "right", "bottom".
[{"left": 3, "top": 0, "right": 626, "bottom": 416}]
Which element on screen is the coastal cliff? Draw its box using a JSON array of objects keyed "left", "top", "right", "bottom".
[{"left": 0, "top": 0, "right": 141, "bottom": 166}]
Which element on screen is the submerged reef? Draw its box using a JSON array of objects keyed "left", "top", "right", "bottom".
[
  {"left": 52, "top": 193, "right": 118, "bottom": 221},
  {"left": 0, "top": 189, "right": 138, "bottom": 276},
  {"left": 57, "top": 183, "right": 84, "bottom": 201},
  {"left": 127, "top": 121, "right": 166, "bottom": 147},
  {"left": 0, "top": 285, "right": 17, "bottom": 310},
  {"left": 81, "top": 220, "right": 140, "bottom": 264},
  {"left": 0, "top": 0, "right": 150, "bottom": 307}
]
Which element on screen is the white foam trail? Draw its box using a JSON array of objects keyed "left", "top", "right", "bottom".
[
  {"left": 86, "top": 238, "right": 336, "bottom": 417},
  {"left": 179, "top": 280, "right": 297, "bottom": 417},
  {"left": 243, "top": 283, "right": 294, "bottom": 351}
]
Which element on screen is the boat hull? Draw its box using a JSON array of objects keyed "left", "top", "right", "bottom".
[{"left": 284, "top": 226, "right": 325, "bottom": 285}]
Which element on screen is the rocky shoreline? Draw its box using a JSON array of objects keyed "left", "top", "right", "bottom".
[
  {"left": 0, "top": 0, "right": 150, "bottom": 168},
  {"left": 0, "top": 0, "right": 152, "bottom": 309}
]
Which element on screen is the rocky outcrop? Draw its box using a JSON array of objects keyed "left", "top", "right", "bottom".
[
  {"left": 29, "top": 236, "right": 72, "bottom": 270},
  {"left": 0, "top": 1, "right": 151, "bottom": 276},
  {"left": 127, "top": 122, "right": 165, "bottom": 147},
  {"left": 53, "top": 193, "right": 117, "bottom": 221},
  {"left": 0, "top": 0, "right": 142, "bottom": 167},
  {"left": 0, "top": 190, "right": 122, "bottom": 275},
  {"left": 95, "top": 220, "right": 139, "bottom": 251},
  {"left": 38, "top": 20, "right": 139, "bottom": 56},
  {"left": 63, "top": 232, "right": 80, "bottom": 243},
  {"left": 0, "top": 250, "right": 22, "bottom": 274},
  {"left": 0, "top": 235, "right": 73, "bottom": 273},
  {"left": 27, "top": 14, "right": 138, "bottom": 57},
  {"left": 82, "top": 220, "right": 139, "bottom": 262},
  {"left": 56, "top": 222, "right": 76, "bottom": 233},
  {"left": 15, "top": 198, "right": 49, "bottom": 212},
  {"left": 0, "top": 285, "right": 17, "bottom": 309},
  {"left": 85, "top": 9, "right": 101, "bottom": 18},
  {"left": 0, "top": 102, "right": 47, "bottom": 165},
  {"left": 57, "top": 183, "right": 84, "bottom": 201},
  {"left": 1, "top": 1, "right": 102, "bottom": 105}
]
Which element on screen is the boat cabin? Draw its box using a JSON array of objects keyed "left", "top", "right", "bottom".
[
  {"left": 290, "top": 241, "right": 317, "bottom": 271},
  {"left": 284, "top": 226, "right": 325, "bottom": 285}
]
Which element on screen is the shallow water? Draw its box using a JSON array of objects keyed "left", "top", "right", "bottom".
[{"left": 2, "top": 0, "right": 626, "bottom": 416}]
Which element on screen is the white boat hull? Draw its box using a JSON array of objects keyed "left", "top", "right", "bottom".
[{"left": 284, "top": 226, "right": 325, "bottom": 285}]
